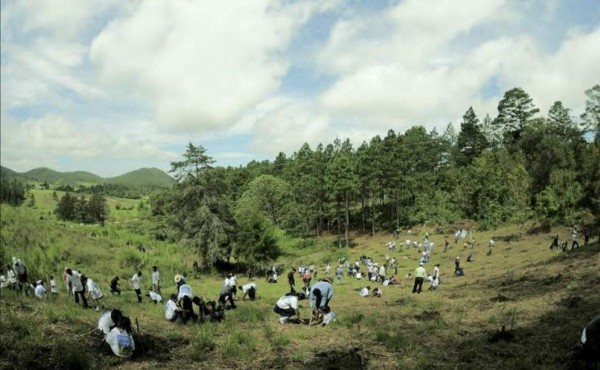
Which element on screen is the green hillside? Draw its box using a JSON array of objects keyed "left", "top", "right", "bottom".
[
  {"left": 0, "top": 165, "right": 174, "bottom": 188},
  {"left": 23, "top": 167, "right": 102, "bottom": 185},
  {"left": 105, "top": 167, "right": 176, "bottom": 187}
]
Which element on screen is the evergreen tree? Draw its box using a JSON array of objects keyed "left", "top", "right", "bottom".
[
  {"left": 493, "top": 87, "right": 540, "bottom": 145},
  {"left": 456, "top": 107, "right": 489, "bottom": 166},
  {"left": 54, "top": 192, "right": 77, "bottom": 221}
]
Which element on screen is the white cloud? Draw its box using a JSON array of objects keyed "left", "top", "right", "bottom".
[
  {"left": 89, "top": 0, "right": 333, "bottom": 133},
  {"left": 0, "top": 114, "right": 179, "bottom": 173}
]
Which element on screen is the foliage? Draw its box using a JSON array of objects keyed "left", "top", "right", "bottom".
[
  {"left": 0, "top": 177, "right": 26, "bottom": 206},
  {"left": 54, "top": 192, "right": 108, "bottom": 225}
]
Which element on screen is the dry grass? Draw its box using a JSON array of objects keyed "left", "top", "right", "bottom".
[{"left": 1, "top": 214, "right": 599, "bottom": 369}]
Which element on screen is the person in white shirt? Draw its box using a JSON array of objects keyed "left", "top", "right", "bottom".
[
  {"left": 359, "top": 286, "right": 370, "bottom": 297},
  {"left": 151, "top": 266, "right": 160, "bottom": 293},
  {"left": 34, "top": 280, "right": 46, "bottom": 299},
  {"left": 98, "top": 309, "right": 123, "bottom": 336},
  {"left": 85, "top": 276, "right": 104, "bottom": 311},
  {"left": 148, "top": 290, "right": 162, "bottom": 304},
  {"left": 105, "top": 316, "right": 135, "bottom": 357},
  {"left": 177, "top": 284, "right": 193, "bottom": 301},
  {"left": 131, "top": 271, "right": 142, "bottom": 303},
  {"left": 65, "top": 268, "right": 88, "bottom": 308},
  {"left": 238, "top": 282, "right": 257, "bottom": 301},
  {"left": 165, "top": 294, "right": 184, "bottom": 322},
  {"left": 49, "top": 276, "right": 58, "bottom": 294},
  {"left": 274, "top": 293, "right": 301, "bottom": 324},
  {"left": 372, "top": 287, "right": 382, "bottom": 297}
]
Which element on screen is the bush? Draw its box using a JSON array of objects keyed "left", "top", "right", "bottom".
[{"left": 117, "top": 248, "right": 143, "bottom": 269}]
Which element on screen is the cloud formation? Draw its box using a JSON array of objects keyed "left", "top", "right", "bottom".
[{"left": 1, "top": 0, "right": 598, "bottom": 174}]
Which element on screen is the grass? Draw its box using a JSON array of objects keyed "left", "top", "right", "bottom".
[{"left": 1, "top": 197, "right": 599, "bottom": 369}]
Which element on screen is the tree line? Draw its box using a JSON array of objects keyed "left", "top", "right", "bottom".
[{"left": 150, "top": 85, "right": 599, "bottom": 267}]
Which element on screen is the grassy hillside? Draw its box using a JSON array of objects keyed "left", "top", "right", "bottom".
[
  {"left": 0, "top": 199, "right": 598, "bottom": 370},
  {"left": 105, "top": 168, "right": 176, "bottom": 187}
]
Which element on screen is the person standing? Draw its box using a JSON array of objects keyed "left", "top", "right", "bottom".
[
  {"left": 444, "top": 238, "right": 449, "bottom": 253},
  {"left": 378, "top": 264, "right": 386, "bottom": 284},
  {"left": 412, "top": 263, "right": 427, "bottom": 294},
  {"left": 49, "top": 276, "right": 58, "bottom": 295},
  {"left": 433, "top": 264, "right": 441, "bottom": 285},
  {"left": 66, "top": 268, "right": 88, "bottom": 308},
  {"left": 151, "top": 266, "right": 160, "bottom": 293},
  {"left": 287, "top": 268, "right": 296, "bottom": 293},
  {"left": 131, "top": 271, "right": 142, "bottom": 303},
  {"left": 335, "top": 265, "right": 343, "bottom": 285},
  {"left": 63, "top": 267, "right": 72, "bottom": 296},
  {"left": 11, "top": 257, "right": 28, "bottom": 294}
]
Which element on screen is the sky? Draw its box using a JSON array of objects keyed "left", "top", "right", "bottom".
[{"left": 1, "top": 0, "right": 599, "bottom": 177}]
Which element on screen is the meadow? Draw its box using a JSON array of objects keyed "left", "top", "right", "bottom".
[{"left": 0, "top": 190, "right": 598, "bottom": 369}]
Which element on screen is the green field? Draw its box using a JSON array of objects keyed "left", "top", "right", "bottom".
[{"left": 1, "top": 191, "right": 598, "bottom": 369}]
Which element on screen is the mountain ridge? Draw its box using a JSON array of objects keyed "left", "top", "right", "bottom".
[{"left": 0, "top": 165, "right": 175, "bottom": 188}]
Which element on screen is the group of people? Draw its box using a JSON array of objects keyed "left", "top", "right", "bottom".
[{"left": 274, "top": 277, "right": 336, "bottom": 326}]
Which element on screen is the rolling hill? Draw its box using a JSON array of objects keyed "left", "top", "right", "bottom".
[{"left": 0, "top": 165, "right": 175, "bottom": 188}]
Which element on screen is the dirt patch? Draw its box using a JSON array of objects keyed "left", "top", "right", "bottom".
[
  {"left": 560, "top": 295, "right": 582, "bottom": 308},
  {"left": 494, "top": 233, "right": 522, "bottom": 242},
  {"left": 488, "top": 326, "right": 514, "bottom": 343},
  {"left": 490, "top": 294, "right": 511, "bottom": 302},
  {"left": 541, "top": 274, "right": 563, "bottom": 286},
  {"left": 303, "top": 346, "right": 367, "bottom": 370},
  {"left": 414, "top": 310, "right": 440, "bottom": 321}
]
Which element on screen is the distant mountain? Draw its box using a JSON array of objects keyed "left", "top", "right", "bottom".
[
  {"left": 23, "top": 167, "right": 102, "bottom": 185},
  {"left": 0, "top": 165, "right": 174, "bottom": 188},
  {"left": 105, "top": 168, "right": 176, "bottom": 187}
]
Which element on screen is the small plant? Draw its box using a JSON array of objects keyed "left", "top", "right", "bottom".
[{"left": 374, "top": 329, "right": 408, "bottom": 351}]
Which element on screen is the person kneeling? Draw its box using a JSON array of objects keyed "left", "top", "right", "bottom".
[{"left": 274, "top": 292, "right": 301, "bottom": 325}]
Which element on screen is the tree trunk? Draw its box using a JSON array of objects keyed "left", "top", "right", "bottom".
[{"left": 344, "top": 192, "right": 350, "bottom": 248}]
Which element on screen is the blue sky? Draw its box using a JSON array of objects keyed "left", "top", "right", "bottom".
[{"left": 1, "top": 0, "right": 599, "bottom": 177}]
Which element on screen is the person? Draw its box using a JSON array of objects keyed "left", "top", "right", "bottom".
[
  {"left": 325, "top": 263, "right": 331, "bottom": 278},
  {"left": 302, "top": 269, "right": 312, "bottom": 291},
  {"left": 165, "top": 294, "right": 184, "bottom": 322},
  {"left": 274, "top": 292, "right": 301, "bottom": 325},
  {"left": 321, "top": 305, "right": 336, "bottom": 326},
  {"left": 359, "top": 286, "right": 370, "bottom": 297},
  {"left": 12, "top": 257, "right": 28, "bottom": 294},
  {"left": 85, "top": 276, "right": 104, "bottom": 311},
  {"left": 34, "top": 280, "right": 46, "bottom": 299},
  {"left": 309, "top": 279, "right": 334, "bottom": 311},
  {"left": 428, "top": 275, "right": 439, "bottom": 290},
  {"left": 581, "top": 315, "right": 600, "bottom": 370},
  {"left": 391, "top": 257, "right": 398, "bottom": 275},
  {"left": 372, "top": 287, "right": 382, "bottom": 297},
  {"left": 405, "top": 272, "right": 412, "bottom": 279},
  {"left": 65, "top": 268, "right": 88, "bottom": 308},
  {"left": 151, "top": 266, "right": 160, "bottom": 293},
  {"left": 110, "top": 276, "right": 121, "bottom": 295},
  {"left": 413, "top": 262, "right": 426, "bottom": 294},
  {"left": 174, "top": 274, "right": 186, "bottom": 290},
  {"left": 456, "top": 257, "right": 466, "bottom": 276},
  {"left": 131, "top": 271, "right": 142, "bottom": 303},
  {"left": 287, "top": 268, "right": 296, "bottom": 293},
  {"left": 267, "top": 270, "right": 278, "bottom": 283},
  {"left": 239, "top": 282, "right": 257, "bottom": 301},
  {"left": 98, "top": 309, "right": 123, "bottom": 336},
  {"left": 466, "top": 254, "right": 473, "bottom": 262},
  {"left": 105, "top": 316, "right": 135, "bottom": 357},
  {"left": 63, "top": 267, "right": 72, "bottom": 296},
  {"left": 433, "top": 264, "right": 440, "bottom": 284},
  {"left": 225, "top": 273, "right": 238, "bottom": 298},
  {"left": 550, "top": 235, "right": 559, "bottom": 250},
  {"left": 148, "top": 290, "right": 162, "bottom": 304},
  {"left": 583, "top": 229, "right": 590, "bottom": 246},
  {"left": 455, "top": 256, "right": 461, "bottom": 271},
  {"left": 177, "top": 283, "right": 193, "bottom": 301},
  {"left": 444, "top": 238, "right": 449, "bottom": 253},
  {"left": 378, "top": 264, "right": 386, "bottom": 284},
  {"left": 179, "top": 293, "right": 197, "bottom": 323},
  {"left": 218, "top": 285, "right": 236, "bottom": 309},
  {"left": 49, "top": 276, "right": 58, "bottom": 294}
]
